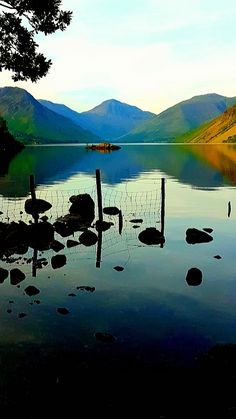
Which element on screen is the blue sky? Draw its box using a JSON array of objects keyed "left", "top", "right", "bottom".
[{"left": 1, "top": 0, "right": 236, "bottom": 113}]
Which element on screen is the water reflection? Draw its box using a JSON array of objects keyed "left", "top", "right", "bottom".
[{"left": 1, "top": 144, "right": 236, "bottom": 197}]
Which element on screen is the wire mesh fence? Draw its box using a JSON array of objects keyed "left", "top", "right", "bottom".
[{"left": 0, "top": 173, "right": 165, "bottom": 273}]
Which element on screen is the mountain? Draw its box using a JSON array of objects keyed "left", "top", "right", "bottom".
[
  {"left": 177, "top": 104, "right": 236, "bottom": 143},
  {"left": 0, "top": 87, "right": 99, "bottom": 144},
  {"left": 39, "top": 98, "right": 155, "bottom": 140},
  {"left": 118, "top": 94, "right": 236, "bottom": 143}
]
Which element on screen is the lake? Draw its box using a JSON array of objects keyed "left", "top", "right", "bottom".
[{"left": 0, "top": 143, "right": 236, "bottom": 415}]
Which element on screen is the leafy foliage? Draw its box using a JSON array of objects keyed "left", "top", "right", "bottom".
[
  {"left": 0, "top": 0, "right": 72, "bottom": 81},
  {"left": 0, "top": 114, "right": 23, "bottom": 151}
]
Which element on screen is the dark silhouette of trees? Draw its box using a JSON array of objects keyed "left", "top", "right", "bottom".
[
  {"left": 0, "top": 1, "right": 72, "bottom": 82},
  {"left": 0, "top": 115, "right": 24, "bottom": 152}
]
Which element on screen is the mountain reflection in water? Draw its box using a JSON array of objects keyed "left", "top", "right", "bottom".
[{"left": 0, "top": 144, "right": 236, "bottom": 415}]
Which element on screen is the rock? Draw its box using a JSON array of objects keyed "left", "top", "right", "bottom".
[
  {"left": 113, "top": 266, "right": 124, "bottom": 272},
  {"left": 69, "top": 193, "right": 95, "bottom": 222},
  {"left": 214, "top": 255, "right": 222, "bottom": 259},
  {"left": 25, "top": 198, "right": 52, "bottom": 214},
  {"left": 95, "top": 332, "right": 116, "bottom": 343},
  {"left": 18, "top": 312, "right": 26, "bottom": 318},
  {"left": 57, "top": 307, "right": 69, "bottom": 315},
  {"left": 103, "top": 206, "right": 120, "bottom": 216},
  {"left": 186, "top": 228, "right": 213, "bottom": 244},
  {"left": 7, "top": 309, "right": 12, "bottom": 314},
  {"left": 28, "top": 222, "right": 54, "bottom": 250},
  {"left": 66, "top": 239, "right": 79, "bottom": 248},
  {"left": 133, "top": 225, "right": 140, "bottom": 229},
  {"left": 10, "top": 268, "right": 26, "bottom": 285},
  {"left": 50, "top": 240, "right": 65, "bottom": 252},
  {"left": 79, "top": 230, "right": 98, "bottom": 246},
  {"left": 130, "top": 219, "right": 143, "bottom": 223},
  {"left": 34, "top": 300, "right": 41, "bottom": 304},
  {"left": 138, "top": 227, "right": 165, "bottom": 245},
  {"left": 77, "top": 286, "right": 95, "bottom": 292},
  {"left": 51, "top": 254, "right": 67, "bottom": 269},
  {"left": 40, "top": 215, "right": 48, "bottom": 222},
  {"left": 68, "top": 293, "right": 76, "bottom": 297},
  {"left": 203, "top": 228, "right": 213, "bottom": 233},
  {"left": 0, "top": 267, "right": 8, "bottom": 283},
  {"left": 95, "top": 220, "right": 113, "bottom": 232},
  {"left": 53, "top": 220, "right": 74, "bottom": 237},
  {"left": 25, "top": 285, "right": 40, "bottom": 296},
  {"left": 186, "top": 267, "right": 203, "bottom": 286}
]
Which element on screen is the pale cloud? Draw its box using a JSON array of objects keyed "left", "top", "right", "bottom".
[{"left": 0, "top": 0, "right": 236, "bottom": 113}]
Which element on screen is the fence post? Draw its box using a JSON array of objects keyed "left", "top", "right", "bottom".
[
  {"left": 96, "top": 169, "right": 103, "bottom": 223},
  {"left": 29, "top": 174, "right": 36, "bottom": 201},
  {"left": 96, "top": 169, "right": 103, "bottom": 267},
  {"left": 160, "top": 178, "right": 165, "bottom": 248}
]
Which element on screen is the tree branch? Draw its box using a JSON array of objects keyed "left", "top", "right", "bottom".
[{"left": 0, "top": 2, "right": 14, "bottom": 10}]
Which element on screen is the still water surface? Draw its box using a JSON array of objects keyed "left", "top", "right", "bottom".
[{"left": 0, "top": 144, "right": 236, "bottom": 373}]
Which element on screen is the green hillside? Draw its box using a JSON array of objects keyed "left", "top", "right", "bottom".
[
  {"left": 0, "top": 87, "right": 99, "bottom": 144},
  {"left": 117, "top": 94, "right": 236, "bottom": 143},
  {"left": 176, "top": 104, "right": 236, "bottom": 144}
]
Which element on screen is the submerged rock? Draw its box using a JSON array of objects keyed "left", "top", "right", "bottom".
[
  {"left": 79, "top": 230, "right": 98, "bottom": 246},
  {"left": 95, "top": 332, "right": 116, "bottom": 343},
  {"left": 186, "top": 228, "right": 213, "bottom": 244},
  {"left": 25, "top": 285, "right": 40, "bottom": 296},
  {"left": 51, "top": 254, "right": 67, "bottom": 269},
  {"left": 103, "top": 206, "right": 120, "bottom": 216},
  {"left": 130, "top": 219, "right": 143, "bottom": 223},
  {"left": 57, "top": 307, "right": 69, "bottom": 315},
  {"left": 28, "top": 222, "right": 54, "bottom": 250},
  {"left": 50, "top": 240, "right": 65, "bottom": 252},
  {"left": 113, "top": 266, "right": 124, "bottom": 272},
  {"left": 214, "top": 255, "right": 222, "bottom": 259},
  {"left": 66, "top": 239, "right": 79, "bottom": 248},
  {"left": 186, "top": 267, "right": 203, "bottom": 286},
  {"left": 10, "top": 268, "right": 26, "bottom": 285},
  {"left": 95, "top": 220, "right": 113, "bottom": 232},
  {"left": 0, "top": 267, "right": 8, "bottom": 283},
  {"left": 138, "top": 227, "right": 165, "bottom": 245},
  {"left": 77, "top": 285, "right": 95, "bottom": 292}
]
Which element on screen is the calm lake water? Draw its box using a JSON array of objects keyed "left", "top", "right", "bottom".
[{"left": 1, "top": 143, "right": 236, "bottom": 412}]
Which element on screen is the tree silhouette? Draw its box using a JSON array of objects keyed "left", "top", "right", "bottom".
[{"left": 0, "top": 1, "right": 72, "bottom": 82}]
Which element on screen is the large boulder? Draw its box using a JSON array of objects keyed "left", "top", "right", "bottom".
[
  {"left": 186, "top": 228, "right": 213, "bottom": 244},
  {"left": 25, "top": 198, "right": 52, "bottom": 214},
  {"left": 186, "top": 267, "right": 203, "bottom": 286},
  {"left": 138, "top": 227, "right": 165, "bottom": 245},
  {"left": 27, "top": 222, "right": 54, "bottom": 250},
  {"left": 69, "top": 193, "right": 95, "bottom": 223}
]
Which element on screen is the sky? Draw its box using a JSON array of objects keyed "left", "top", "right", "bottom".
[{"left": 1, "top": 0, "right": 236, "bottom": 114}]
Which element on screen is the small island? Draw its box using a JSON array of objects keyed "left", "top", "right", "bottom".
[{"left": 86, "top": 142, "right": 121, "bottom": 152}]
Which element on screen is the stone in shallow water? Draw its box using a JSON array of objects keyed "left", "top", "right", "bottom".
[
  {"left": 57, "top": 307, "right": 69, "bottom": 315},
  {"left": 138, "top": 227, "right": 165, "bottom": 245},
  {"left": 130, "top": 219, "right": 143, "bottom": 223},
  {"left": 76, "top": 286, "right": 95, "bottom": 292},
  {"left": 50, "top": 240, "right": 65, "bottom": 252},
  {"left": 113, "top": 266, "right": 124, "bottom": 272},
  {"left": 186, "top": 267, "right": 203, "bottom": 286},
  {"left": 10, "top": 268, "right": 25, "bottom": 285},
  {"left": 25, "top": 198, "right": 52, "bottom": 214},
  {"left": 186, "top": 228, "right": 213, "bottom": 244},
  {"left": 18, "top": 312, "right": 27, "bottom": 318},
  {"left": 95, "top": 332, "right": 116, "bottom": 343},
  {"left": 214, "top": 255, "right": 222, "bottom": 259},
  {"left": 0, "top": 267, "right": 8, "bottom": 283},
  {"left": 25, "top": 285, "right": 40, "bottom": 296},
  {"left": 66, "top": 239, "right": 79, "bottom": 248},
  {"left": 103, "top": 206, "right": 120, "bottom": 216},
  {"left": 51, "top": 254, "right": 67, "bottom": 269},
  {"left": 79, "top": 230, "right": 98, "bottom": 246},
  {"left": 203, "top": 228, "right": 213, "bottom": 233}
]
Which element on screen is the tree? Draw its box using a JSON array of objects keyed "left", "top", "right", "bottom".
[{"left": 0, "top": 0, "right": 72, "bottom": 82}]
